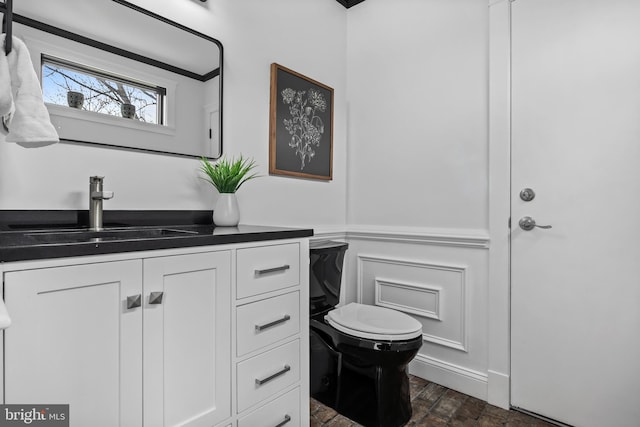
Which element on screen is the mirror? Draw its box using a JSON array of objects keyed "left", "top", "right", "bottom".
[{"left": 3, "top": 0, "right": 222, "bottom": 158}]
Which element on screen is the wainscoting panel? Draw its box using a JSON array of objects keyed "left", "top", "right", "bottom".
[
  {"left": 342, "top": 227, "right": 490, "bottom": 401},
  {"left": 359, "top": 255, "right": 467, "bottom": 352},
  {"left": 375, "top": 278, "right": 441, "bottom": 320}
]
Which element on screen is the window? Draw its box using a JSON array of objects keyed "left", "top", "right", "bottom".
[{"left": 41, "top": 55, "right": 166, "bottom": 125}]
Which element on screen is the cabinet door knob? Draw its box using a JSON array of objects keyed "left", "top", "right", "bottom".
[
  {"left": 274, "top": 415, "right": 291, "bottom": 427},
  {"left": 255, "top": 314, "right": 291, "bottom": 332},
  {"left": 149, "top": 291, "right": 164, "bottom": 305},
  {"left": 127, "top": 294, "right": 142, "bottom": 309},
  {"left": 255, "top": 364, "right": 291, "bottom": 386},
  {"left": 255, "top": 265, "right": 290, "bottom": 276}
]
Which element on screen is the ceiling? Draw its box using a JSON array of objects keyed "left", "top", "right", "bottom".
[{"left": 335, "top": 0, "right": 366, "bottom": 8}]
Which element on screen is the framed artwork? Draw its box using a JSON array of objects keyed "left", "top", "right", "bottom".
[{"left": 269, "top": 63, "right": 334, "bottom": 180}]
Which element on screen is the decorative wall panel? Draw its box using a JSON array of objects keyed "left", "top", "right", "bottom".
[
  {"left": 358, "top": 255, "right": 468, "bottom": 352},
  {"left": 375, "top": 278, "right": 441, "bottom": 320}
]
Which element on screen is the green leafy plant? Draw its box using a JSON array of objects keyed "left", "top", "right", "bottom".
[{"left": 200, "top": 155, "right": 260, "bottom": 193}]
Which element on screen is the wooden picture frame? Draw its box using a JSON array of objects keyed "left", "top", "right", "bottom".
[{"left": 269, "top": 63, "right": 334, "bottom": 180}]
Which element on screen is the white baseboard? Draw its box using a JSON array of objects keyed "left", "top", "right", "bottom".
[{"left": 409, "top": 353, "right": 488, "bottom": 401}]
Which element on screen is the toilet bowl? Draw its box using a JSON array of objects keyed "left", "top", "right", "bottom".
[{"left": 309, "top": 240, "right": 423, "bottom": 427}]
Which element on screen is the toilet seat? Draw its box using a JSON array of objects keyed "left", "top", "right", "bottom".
[{"left": 325, "top": 302, "right": 422, "bottom": 341}]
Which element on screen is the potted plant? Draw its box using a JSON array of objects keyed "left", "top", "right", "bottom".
[
  {"left": 200, "top": 155, "right": 259, "bottom": 226},
  {"left": 67, "top": 91, "right": 84, "bottom": 109}
]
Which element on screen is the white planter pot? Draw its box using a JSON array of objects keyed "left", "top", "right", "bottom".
[{"left": 213, "top": 193, "right": 240, "bottom": 226}]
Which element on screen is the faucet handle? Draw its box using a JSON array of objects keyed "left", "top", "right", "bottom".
[{"left": 91, "top": 190, "right": 114, "bottom": 200}]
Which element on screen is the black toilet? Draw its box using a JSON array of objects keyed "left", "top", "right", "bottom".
[{"left": 309, "top": 240, "right": 423, "bottom": 427}]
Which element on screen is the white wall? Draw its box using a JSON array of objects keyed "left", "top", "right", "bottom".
[
  {"left": 346, "top": 0, "right": 489, "bottom": 230},
  {"left": 211, "top": 0, "right": 348, "bottom": 228},
  {"left": 0, "top": 0, "right": 348, "bottom": 230},
  {"left": 345, "top": 0, "right": 496, "bottom": 403}
]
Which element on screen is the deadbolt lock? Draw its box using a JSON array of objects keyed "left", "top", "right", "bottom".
[{"left": 520, "top": 188, "right": 536, "bottom": 202}]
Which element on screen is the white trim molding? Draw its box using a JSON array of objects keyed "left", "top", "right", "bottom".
[
  {"left": 347, "top": 225, "right": 490, "bottom": 249},
  {"left": 410, "top": 354, "right": 489, "bottom": 401},
  {"left": 423, "top": 334, "right": 467, "bottom": 353},
  {"left": 309, "top": 226, "right": 348, "bottom": 242},
  {"left": 304, "top": 225, "right": 490, "bottom": 249},
  {"left": 375, "top": 278, "right": 441, "bottom": 320},
  {"left": 488, "top": 370, "right": 510, "bottom": 408},
  {"left": 487, "top": 0, "right": 513, "bottom": 410}
]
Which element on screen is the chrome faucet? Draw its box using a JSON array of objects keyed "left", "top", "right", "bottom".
[{"left": 89, "top": 176, "right": 114, "bottom": 231}]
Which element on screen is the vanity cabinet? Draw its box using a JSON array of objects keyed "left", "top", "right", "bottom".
[
  {"left": 0, "top": 238, "right": 309, "bottom": 427},
  {"left": 4, "top": 260, "right": 145, "bottom": 426},
  {"left": 142, "top": 251, "right": 231, "bottom": 427},
  {"left": 233, "top": 242, "right": 308, "bottom": 427},
  {"left": 3, "top": 250, "right": 231, "bottom": 427}
]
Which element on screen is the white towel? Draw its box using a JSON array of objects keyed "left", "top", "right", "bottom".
[
  {"left": 0, "top": 37, "right": 14, "bottom": 121},
  {"left": 1, "top": 34, "right": 59, "bottom": 147},
  {"left": 0, "top": 297, "right": 11, "bottom": 330}
]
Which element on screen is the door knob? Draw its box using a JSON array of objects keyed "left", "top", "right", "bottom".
[{"left": 519, "top": 216, "right": 552, "bottom": 231}]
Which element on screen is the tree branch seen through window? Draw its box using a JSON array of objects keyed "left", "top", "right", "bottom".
[{"left": 41, "top": 57, "right": 164, "bottom": 124}]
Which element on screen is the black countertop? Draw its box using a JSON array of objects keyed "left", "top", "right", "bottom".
[{"left": 0, "top": 210, "right": 314, "bottom": 262}]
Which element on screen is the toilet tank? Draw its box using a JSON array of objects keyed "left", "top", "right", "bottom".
[{"left": 309, "top": 240, "right": 348, "bottom": 316}]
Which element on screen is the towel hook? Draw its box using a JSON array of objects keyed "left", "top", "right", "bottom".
[{"left": 2, "top": 0, "right": 13, "bottom": 55}]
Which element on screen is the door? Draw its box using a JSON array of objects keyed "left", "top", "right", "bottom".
[
  {"left": 143, "top": 250, "right": 231, "bottom": 427},
  {"left": 510, "top": 1, "right": 640, "bottom": 426},
  {"left": 4, "top": 260, "right": 143, "bottom": 427}
]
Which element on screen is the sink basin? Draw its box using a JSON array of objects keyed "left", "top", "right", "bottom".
[{"left": 24, "top": 227, "right": 199, "bottom": 244}]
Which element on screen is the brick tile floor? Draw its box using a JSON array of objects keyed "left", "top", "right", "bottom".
[{"left": 310, "top": 375, "right": 557, "bottom": 427}]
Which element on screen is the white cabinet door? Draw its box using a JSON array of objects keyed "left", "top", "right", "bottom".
[
  {"left": 143, "top": 251, "right": 231, "bottom": 427},
  {"left": 3, "top": 260, "right": 143, "bottom": 427}
]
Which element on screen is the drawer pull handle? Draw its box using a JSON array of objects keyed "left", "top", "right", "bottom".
[
  {"left": 149, "top": 292, "right": 164, "bottom": 305},
  {"left": 275, "top": 415, "right": 291, "bottom": 427},
  {"left": 255, "top": 314, "right": 291, "bottom": 332},
  {"left": 255, "top": 364, "right": 291, "bottom": 386},
  {"left": 255, "top": 265, "right": 290, "bottom": 276},
  {"left": 126, "top": 294, "right": 142, "bottom": 309}
]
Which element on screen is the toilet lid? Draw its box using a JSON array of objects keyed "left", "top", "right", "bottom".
[{"left": 325, "top": 303, "right": 422, "bottom": 341}]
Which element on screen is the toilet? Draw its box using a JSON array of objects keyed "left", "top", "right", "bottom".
[{"left": 309, "top": 240, "right": 423, "bottom": 427}]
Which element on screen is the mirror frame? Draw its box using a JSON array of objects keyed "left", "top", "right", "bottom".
[{"left": 1, "top": 0, "right": 223, "bottom": 159}]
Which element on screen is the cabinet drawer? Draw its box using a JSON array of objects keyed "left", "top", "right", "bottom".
[
  {"left": 238, "top": 388, "right": 300, "bottom": 427},
  {"left": 237, "top": 291, "right": 300, "bottom": 357},
  {"left": 236, "top": 243, "right": 300, "bottom": 299},
  {"left": 237, "top": 339, "right": 300, "bottom": 413}
]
